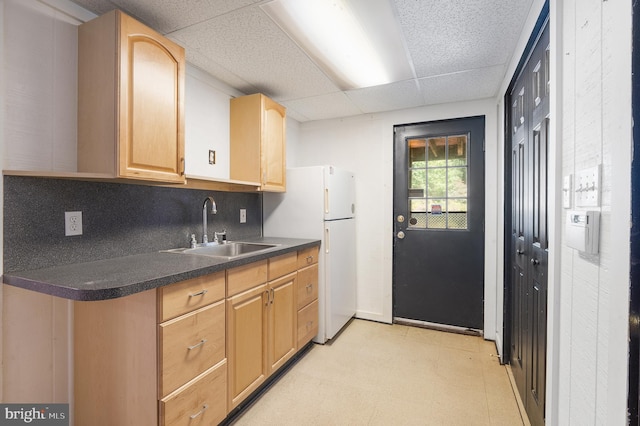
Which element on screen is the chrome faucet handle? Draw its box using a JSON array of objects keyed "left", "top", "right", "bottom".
[
  {"left": 190, "top": 234, "right": 197, "bottom": 248},
  {"left": 214, "top": 230, "right": 226, "bottom": 244},
  {"left": 203, "top": 233, "right": 209, "bottom": 244}
]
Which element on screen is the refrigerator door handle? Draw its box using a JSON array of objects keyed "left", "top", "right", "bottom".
[
  {"left": 325, "top": 227, "right": 330, "bottom": 254},
  {"left": 324, "top": 188, "right": 329, "bottom": 214}
]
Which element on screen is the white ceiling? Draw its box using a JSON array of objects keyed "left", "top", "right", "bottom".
[{"left": 68, "top": 0, "right": 534, "bottom": 122}]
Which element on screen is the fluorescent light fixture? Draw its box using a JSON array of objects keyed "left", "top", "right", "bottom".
[{"left": 262, "top": 0, "right": 413, "bottom": 90}]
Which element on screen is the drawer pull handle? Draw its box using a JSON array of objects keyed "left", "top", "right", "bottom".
[
  {"left": 189, "top": 289, "right": 208, "bottom": 298},
  {"left": 190, "top": 404, "right": 208, "bottom": 419},
  {"left": 306, "top": 283, "right": 313, "bottom": 293},
  {"left": 187, "top": 339, "right": 207, "bottom": 350},
  {"left": 306, "top": 255, "right": 313, "bottom": 264},
  {"left": 307, "top": 320, "right": 313, "bottom": 330}
]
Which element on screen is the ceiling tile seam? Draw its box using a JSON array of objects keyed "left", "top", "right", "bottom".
[
  {"left": 387, "top": 0, "right": 418, "bottom": 82},
  {"left": 416, "top": 64, "right": 508, "bottom": 81},
  {"left": 163, "top": 2, "right": 267, "bottom": 36}
]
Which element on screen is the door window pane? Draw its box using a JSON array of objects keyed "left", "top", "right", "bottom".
[
  {"left": 409, "top": 139, "right": 426, "bottom": 167},
  {"left": 447, "top": 135, "right": 467, "bottom": 166},
  {"left": 407, "top": 133, "right": 470, "bottom": 230},
  {"left": 427, "top": 137, "right": 447, "bottom": 167},
  {"left": 427, "top": 199, "right": 446, "bottom": 229},
  {"left": 448, "top": 168, "right": 467, "bottom": 197},
  {"left": 410, "top": 169, "right": 426, "bottom": 192},
  {"left": 448, "top": 199, "right": 468, "bottom": 229},
  {"left": 427, "top": 168, "right": 446, "bottom": 198}
]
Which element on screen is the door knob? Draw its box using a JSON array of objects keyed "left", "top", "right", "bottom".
[
  {"left": 516, "top": 249, "right": 524, "bottom": 255},
  {"left": 397, "top": 231, "right": 405, "bottom": 239},
  {"left": 397, "top": 215, "right": 405, "bottom": 223},
  {"left": 531, "top": 258, "right": 540, "bottom": 265}
]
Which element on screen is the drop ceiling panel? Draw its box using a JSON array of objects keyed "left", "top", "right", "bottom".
[
  {"left": 346, "top": 79, "right": 425, "bottom": 114},
  {"left": 281, "top": 92, "right": 364, "bottom": 122},
  {"left": 170, "top": 7, "right": 340, "bottom": 101},
  {"left": 183, "top": 49, "right": 259, "bottom": 95},
  {"left": 68, "top": 0, "right": 115, "bottom": 15},
  {"left": 393, "top": 0, "right": 533, "bottom": 77},
  {"left": 112, "top": 0, "right": 262, "bottom": 33},
  {"left": 419, "top": 65, "right": 506, "bottom": 105},
  {"left": 68, "top": 0, "right": 536, "bottom": 122}
]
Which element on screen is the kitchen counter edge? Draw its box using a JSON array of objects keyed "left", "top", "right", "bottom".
[{"left": 2, "top": 238, "right": 320, "bottom": 301}]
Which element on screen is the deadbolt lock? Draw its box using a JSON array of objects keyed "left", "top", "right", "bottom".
[
  {"left": 397, "top": 215, "right": 405, "bottom": 223},
  {"left": 397, "top": 231, "right": 405, "bottom": 239}
]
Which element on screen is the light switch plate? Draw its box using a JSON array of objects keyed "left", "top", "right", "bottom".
[{"left": 240, "top": 209, "right": 246, "bottom": 223}]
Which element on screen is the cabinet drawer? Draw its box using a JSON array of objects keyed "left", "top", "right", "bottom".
[
  {"left": 227, "top": 260, "right": 268, "bottom": 297},
  {"left": 268, "top": 252, "right": 298, "bottom": 280},
  {"left": 159, "top": 301, "right": 225, "bottom": 397},
  {"left": 296, "top": 264, "right": 319, "bottom": 310},
  {"left": 297, "top": 299, "right": 318, "bottom": 348},
  {"left": 297, "top": 246, "right": 319, "bottom": 269},
  {"left": 158, "top": 271, "right": 225, "bottom": 322},
  {"left": 160, "top": 360, "right": 227, "bottom": 426}
]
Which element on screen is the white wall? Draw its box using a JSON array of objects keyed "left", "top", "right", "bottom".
[
  {"left": 292, "top": 99, "right": 499, "bottom": 338},
  {"left": 555, "top": 0, "right": 631, "bottom": 424},
  {"left": 0, "top": 0, "right": 88, "bottom": 406},
  {"left": 1, "top": 0, "right": 88, "bottom": 172}
]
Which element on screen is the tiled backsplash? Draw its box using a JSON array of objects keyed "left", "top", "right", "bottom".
[{"left": 3, "top": 176, "right": 262, "bottom": 272}]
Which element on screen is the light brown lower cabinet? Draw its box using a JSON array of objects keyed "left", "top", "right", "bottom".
[
  {"left": 74, "top": 247, "right": 319, "bottom": 425},
  {"left": 74, "top": 271, "right": 227, "bottom": 426}
]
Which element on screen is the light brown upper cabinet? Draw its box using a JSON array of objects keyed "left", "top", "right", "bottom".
[
  {"left": 78, "top": 10, "right": 186, "bottom": 183},
  {"left": 230, "top": 94, "right": 286, "bottom": 192}
]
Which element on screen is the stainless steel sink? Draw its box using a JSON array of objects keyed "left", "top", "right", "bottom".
[{"left": 162, "top": 242, "right": 280, "bottom": 259}]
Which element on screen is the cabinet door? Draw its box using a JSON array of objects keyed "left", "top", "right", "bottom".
[
  {"left": 261, "top": 96, "right": 286, "bottom": 192},
  {"left": 227, "top": 284, "right": 268, "bottom": 410},
  {"left": 119, "top": 12, "right": 185, "bottom": 182},
  {"left": 268, "top": 273, "right": 297, "bottom": 374}
]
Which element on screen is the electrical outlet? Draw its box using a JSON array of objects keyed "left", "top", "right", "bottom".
[
  {"left": 65, "top": 211, "right": 83, "bottom": 236},
  {"left": 240, "top": 209, "right": 247, "bottom": 224}
]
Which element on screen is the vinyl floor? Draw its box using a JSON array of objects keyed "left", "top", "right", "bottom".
[{"left": 232, "top": 319, "right": 526, "bottom": 425}]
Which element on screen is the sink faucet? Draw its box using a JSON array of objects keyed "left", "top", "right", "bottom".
[{"left": 202, "top": 196, "right": 217, "bottom": 244}]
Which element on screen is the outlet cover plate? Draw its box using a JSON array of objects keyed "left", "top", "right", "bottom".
[{"left": 65, "top": 211, "right": 83, "bottom": 236}]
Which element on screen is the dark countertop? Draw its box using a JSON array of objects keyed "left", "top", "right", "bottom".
[{"left": 2, "top": 237, "right": 320, "bottom": 301}]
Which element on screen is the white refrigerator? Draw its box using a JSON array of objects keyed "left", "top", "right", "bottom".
[{"left": 263, "top": 166, "right": 356, "bottom": 343}]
